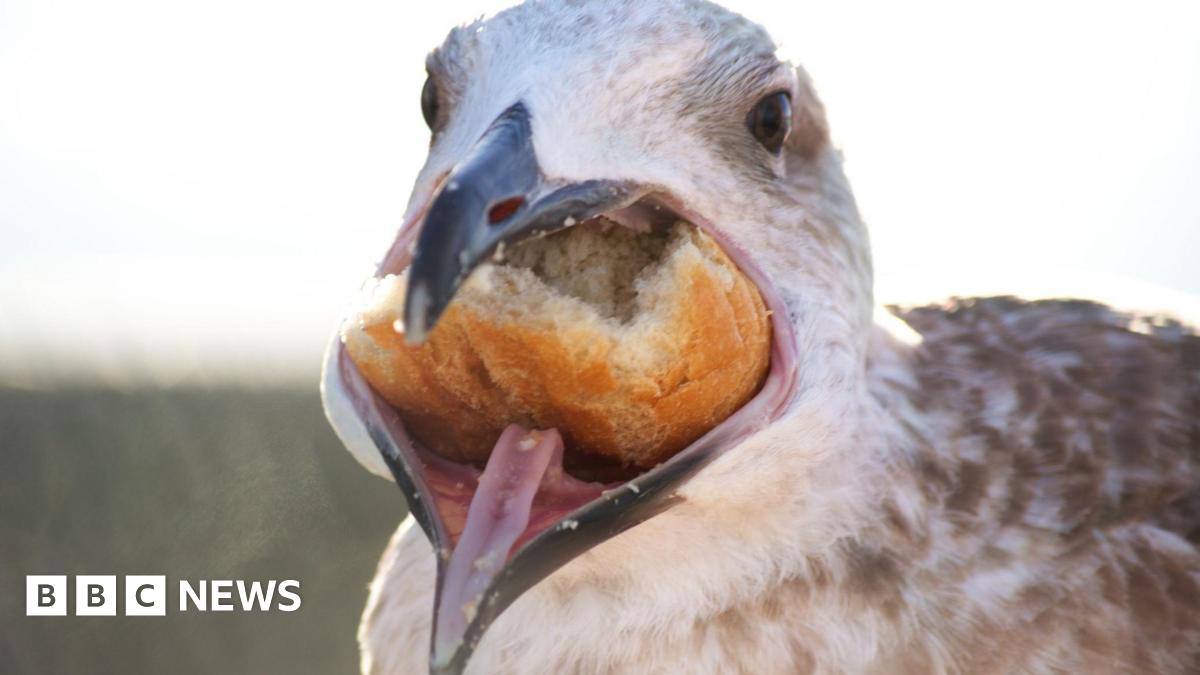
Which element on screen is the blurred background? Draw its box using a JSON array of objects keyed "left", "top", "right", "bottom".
[{"left": 1, "top": 0, "right": 1197, "bottom": 673}]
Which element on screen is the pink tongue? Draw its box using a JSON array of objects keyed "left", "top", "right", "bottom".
[{"left": 433, "top": 424, "right": 563, "bottom": 656}]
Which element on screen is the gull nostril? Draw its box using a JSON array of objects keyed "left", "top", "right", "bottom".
[{"left": 487, "top": 197, "right": 525, "bottom": 225}]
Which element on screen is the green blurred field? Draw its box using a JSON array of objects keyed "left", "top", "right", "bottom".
[{"left": 0, "top": 386, "right": 407, "bottom": 674}]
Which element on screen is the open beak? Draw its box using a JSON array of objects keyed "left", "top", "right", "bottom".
[
  {"left": 403, "top": 102, "right": 630, "bottom": 344},
  {"left": 404, "top": 103, "right": 698, "bottom": 674},
  {"left": 322, "top": 101, "right": 799, "bottom": 675}
]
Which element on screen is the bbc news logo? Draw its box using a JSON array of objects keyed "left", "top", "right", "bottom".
[{"left": 26, "top": 576, "right": 302, "bottom": 616}]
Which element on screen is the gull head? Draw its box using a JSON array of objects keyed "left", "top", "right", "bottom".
[{"left": 322, "top": 1, "right": 875, "bottom": 672}]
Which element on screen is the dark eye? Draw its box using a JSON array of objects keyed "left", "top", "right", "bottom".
[
  {"left": 420, "top": 76, "right": 439, "bottom": 130},
  {"left": 747, "top": 92, "right": 792, "bottom": 154}
]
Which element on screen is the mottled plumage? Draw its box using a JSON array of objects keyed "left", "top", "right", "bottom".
[
  {"left": 869, "top": 297, "right": 1200, "bottom": 673},
  {"left": 340, "top": 1, "right": 1200, "bottom": 673}
]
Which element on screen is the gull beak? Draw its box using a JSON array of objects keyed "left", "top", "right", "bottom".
[
  {"left": 394, "top": 102, "right": 660, "bottom": 673},
  {"left": 403, "top": 102, "right": 631, "bottom": 344}
]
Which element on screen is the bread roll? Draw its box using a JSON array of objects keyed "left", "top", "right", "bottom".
[{"left": 344, "top": 219, "right": 770, "bottom": 475}]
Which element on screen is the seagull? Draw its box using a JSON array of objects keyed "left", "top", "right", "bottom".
[{"left": 321, "top": 1, "right": 1200, "bottom": 673}]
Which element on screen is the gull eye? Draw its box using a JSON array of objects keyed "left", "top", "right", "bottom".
[
  {"left": 747, "top": 91, "right": 792, "bottom": 154},
  {"left": 421, "top": 76, "right": 439, "bottom": 130}
]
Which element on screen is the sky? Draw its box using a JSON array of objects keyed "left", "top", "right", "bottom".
[{"left": 1, "top": 0, "right": 1198, "bottom": 385}]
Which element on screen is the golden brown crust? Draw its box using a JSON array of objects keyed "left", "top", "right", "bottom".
[{"left": 345, "top": 231, "right": 771, "bottom": 470}]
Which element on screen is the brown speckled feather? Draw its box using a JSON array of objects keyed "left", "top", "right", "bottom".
[{"left": 871, "top": 297, "right": 1200, "bottom": 673}]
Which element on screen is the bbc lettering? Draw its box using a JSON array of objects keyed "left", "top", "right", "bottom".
[
  {"left": 26, "top": 575, "right": 68, "bottom": 616},
  {"left": 26, "top": 576, "right": 301, "bottom": 616}
]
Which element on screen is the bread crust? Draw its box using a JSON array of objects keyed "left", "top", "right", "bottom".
[{"left": 345, "top": 228, "right": 771, "bottom": 471}]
